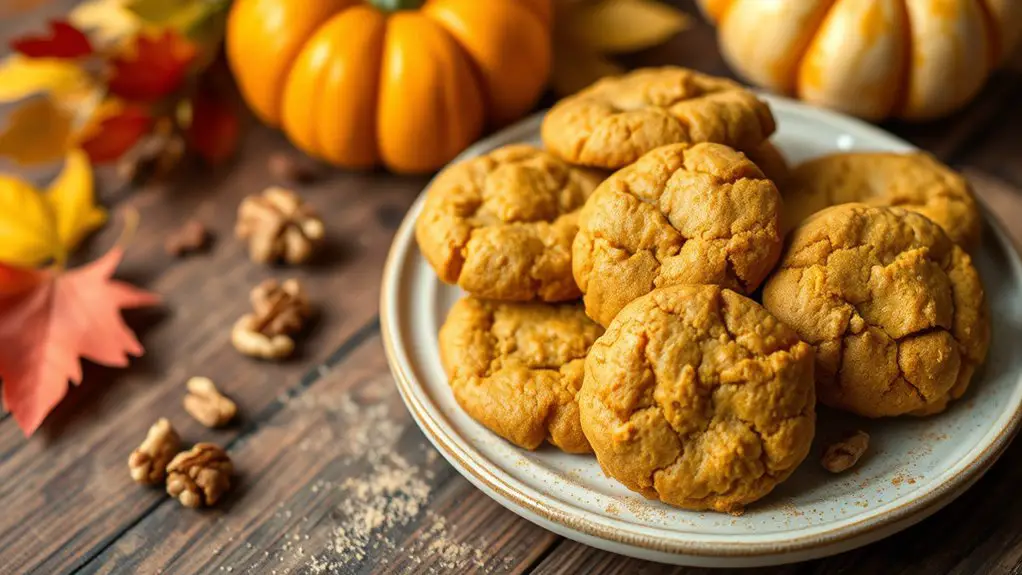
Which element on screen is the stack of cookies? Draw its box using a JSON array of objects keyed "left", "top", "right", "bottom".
[{"left": 415, "top": 67, "right": 990, "bottom": 514}]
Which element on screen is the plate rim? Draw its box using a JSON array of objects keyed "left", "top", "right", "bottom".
[{"left": 380, "top": 94, "right": 1022, "bottom": 563}]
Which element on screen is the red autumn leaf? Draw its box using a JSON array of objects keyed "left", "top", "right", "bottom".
[
  {"left": 10, "top": 20, "right": 92, "bottom": 59},
  {"left": 0, "top": 247, "right": 159, "bottom": 436},
  {"left": 108, "top": 30, "right": 196, "bottom": 102},
  {"left": 187, "top": 88, "right": 240, "bottom": 165},
  {"left": 79, "top": 104, "right": 151, "bottom": 163}
]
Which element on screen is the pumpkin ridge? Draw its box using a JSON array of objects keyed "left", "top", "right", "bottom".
[
  {"left": 423, "top": 2, "right": 491, "bottom": 126},
  {"left": 377, "top": 12, "right": 485, "bottom": 173},
  {"left": 887, "top": 0, "right": 914, "bottom": 119},
  {"left": 226, "top": 0, "right": 355, "bottom": 126},
  {"left": 317, "top": 6, "right": 387, "bottom": 167},
  {"left": 975, "top": 0, "right": 1002, "bottom": 67},
  {"left": 424, "top": 0, "right": 551, "bottom": 127},
  {"left": 789, "top": 0, "right": 839, "bottom": 95}
]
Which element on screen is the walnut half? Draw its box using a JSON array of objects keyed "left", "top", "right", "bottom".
[
  {"left": 166, "top": 443, "right": 233, "bottom": 508},
  {"left": 235, "top": 186, "right": 324, "bottom": 264},
  {"left": 231, "top": 278, "right": 312, "bottom": 360},
  {"left": 821, "top": 430, "right": 870, "bottom": 473},
  {"left": 129, "top": 418, "right": 182, "bottom": 485},
  {"left": 183, "top": 377, "right": 237, "bottom": 428}
]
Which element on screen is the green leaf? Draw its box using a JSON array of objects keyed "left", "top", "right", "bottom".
[{"left": 125, "top": 0, "right": 206, "bottom": 27}]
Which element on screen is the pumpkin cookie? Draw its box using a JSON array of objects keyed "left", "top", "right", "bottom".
[
  {"left": 541, "top": 67, "right": 775, "bottom": 169},
  {"left": 579, "top": 284, "right": 816, "bottom": 513},
  {"left": 439, "top": 297, "right": 604, "bottom": 453},
  {"left": 573, "top": 142, "right": 782, "bottom": 326},
  {"left": 416, "top": 145, "right": 603, "bottom": 301},
  {"left": 763, "top": 204, "right": 990, "bottom": 418},
  {"left": 784, "top": 152, "right": 981, "bottom": 249}
]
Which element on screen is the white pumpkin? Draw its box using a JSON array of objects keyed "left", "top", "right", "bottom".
[{"left": 698, "top": 0, "right": 1022, "bottom": 120}]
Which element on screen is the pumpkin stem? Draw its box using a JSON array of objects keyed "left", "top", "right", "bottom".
[{"left": 368, "top": 0, "right": 425, "bottom": 11}]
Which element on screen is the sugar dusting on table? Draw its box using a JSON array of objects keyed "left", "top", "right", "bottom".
[{"left": 252, "top": 376, "right": 497, "bottom": 573}]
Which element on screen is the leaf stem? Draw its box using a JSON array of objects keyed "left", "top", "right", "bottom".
[
  {"left": 115, "top": 207, "right": 140, "bottom": 249},
  {"left": 366, "top": 0, "right": 425, "bottom": 12}
]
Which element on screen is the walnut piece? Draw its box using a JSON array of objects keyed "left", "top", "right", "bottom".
[
  {"left": 821, "top": 430, "right": 871, "bottom": 473},
  {"left": 231, "top": 315, "right": 295, "bottom": 359},
  {"left": 231, "top": 278, "right": 312, "bottom": 360},
  {"left": 166, "top": 443, "right": 233, "bottom": 508},
  {"left": 128, "top": 418, "right": 181, "bottom": 485},
  {"left": 165, "top": 219, "right": 211, "bottom": 257},
  {"left": 268, "top": 152, "right": 321, "bottom": 184},
  {"left": 235, "top": 187, "right": 324, "bottom": 264},
  {"left": 183, "top": 376, "right": 237, "bottom": 428}
]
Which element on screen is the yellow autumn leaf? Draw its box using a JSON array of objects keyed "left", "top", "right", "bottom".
[
  {"left": 0, "top": 55, "right": 94, "bottom": 103},
  {"left": 0, "top": 176, "right": 62, "bottom": 267},
  {"left": 47, "top": 149, "right": 107, "bottom": 252},
  {"left": 69, "top": 0, "right": 141, "bottom": 49},
  {"left": 564, "top": 0, "right": 692, "bottom": 54},
  {"left": 0, "top": 97, "right": 74, "bottom": 165}
]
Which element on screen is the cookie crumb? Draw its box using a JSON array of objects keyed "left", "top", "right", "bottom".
[{"left": 821, "top": 430, "right": 870, "bottom": 473}]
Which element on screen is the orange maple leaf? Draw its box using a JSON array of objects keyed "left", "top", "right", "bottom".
[
  {"left": 0, "top": 247, "right": 159, "bottom": 436},
  {"left": 108, "top": 30, "right": 196, "bottom": 102},
  {"left": 79, "top": 101, "right": 151, "bottom": 163},
  {"left": 10, "top": 20, "right": 93, "bottom": 59}
]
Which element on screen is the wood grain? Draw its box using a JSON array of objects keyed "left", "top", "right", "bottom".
[
  {"left": 956, "top": 88, "right": 1022, "bottom": 188},
  {"left": 83, "top": 333, "right": 558, "bottom": 575},
  {"left": 967, "top": 170, "right": 1022, "bottom": 251}
]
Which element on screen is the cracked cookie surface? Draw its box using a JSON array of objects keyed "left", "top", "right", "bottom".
[
  {"left": 763, "top": 204, "right": 990, "bottom": 418},
  {"left": 439, "top": 297, "right": 604, "bottom": 453},
  {"left": 573, "top": 142, "right": 782, "bottom": 326},
  {"left": 579, "top": 284, "right": 816, "bottom": 513},
  {"left": 416, "top": 145, "right": 604, "bottom": 301},
  {"left": 541, "top": 67, "right": 775, "bottom": 169},
  {"left": 784, "top": 152, "right": 981, "bottom": 249}
]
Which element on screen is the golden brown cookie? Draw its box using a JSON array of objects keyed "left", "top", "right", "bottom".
[
  {"left": 784, "top": 152, "right": 981, "bottom": 249},
  {"left": 763, "top": 204, "right": 990, "bottom": 418},
  {"left": 416, "top": 145, "right": 603, "bottom": 301},
  {"left": 541, "top": 67, "right": 775, "bottom": 169},
  {"left": 579, "top": 284, "right": 816, "bottom": 513},
  {"left": 439, "top": 297, "right": 604, "bottom": 453},
  {"left": 573, "top": 142, "right": 782, "bottom": 326}
]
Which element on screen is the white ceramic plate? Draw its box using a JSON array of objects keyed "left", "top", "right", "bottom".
[{"left": 380, "top": 95, "right": 1022, "bottom": 567}]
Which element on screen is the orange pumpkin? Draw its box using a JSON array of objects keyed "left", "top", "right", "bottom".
[{"left": 226, "top": 0, "right": 552, "bottom": 173}]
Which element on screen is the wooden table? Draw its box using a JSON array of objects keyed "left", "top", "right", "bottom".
[{"left": 3, "top": 2, "right": 1022, "bottom": 573}]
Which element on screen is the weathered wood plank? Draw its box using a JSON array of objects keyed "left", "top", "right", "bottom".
[
  {"left": 82, "top": 333, "right": 558, "bottom": 574},
  {"left": 0, "top": 126, "right": 427, "bottom": 574},
  {"left": 955, "top": 88, "right": 1022, "bottom": 190},
  {"left": 966, "top": 170, "right": 1022, "bottom": 250},
  {"left": 531, "top": 539, "right": 811, "bottom": 575}
]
